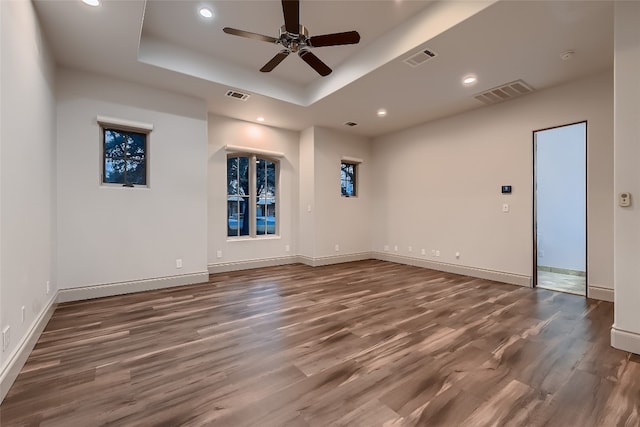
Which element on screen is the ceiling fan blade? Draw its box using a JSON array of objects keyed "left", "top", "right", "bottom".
[
  {"left": 299, "top": 50, "right": 332, "bottom": 76},
  {"left": 309, "top": 31, "right": 361, "bottom": 47},
  {"left": 223, "top": 27, "right": 278, "bottom": 44},
  {"left": 282, "top": 0, "right": 299, "bottom": 34},
  {"left": 260, "top": 50, "right": 290, "bottom": 72}
]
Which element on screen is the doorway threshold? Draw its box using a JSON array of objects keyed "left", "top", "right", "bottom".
[{"left": 536, "top": 269, "right": 585, "bottom": 296}]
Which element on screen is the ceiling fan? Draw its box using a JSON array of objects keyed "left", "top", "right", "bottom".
[{"left": 223, "top": 0, "right": 360, "bottom": 77}]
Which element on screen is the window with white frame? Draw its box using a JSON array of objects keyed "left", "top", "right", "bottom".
[{"left": 227, "top": 154, "right": 278, "bottom": 237}]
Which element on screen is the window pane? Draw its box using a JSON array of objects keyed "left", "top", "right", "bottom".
[
  {"left": 238, "top": 157, "right": 249, "bottom": 195},
  {"left": 104, "top": 158, "right": 125, "bottom": 183},
  {"left": 227, "top": 200, "right": 240, "bottom": 236},
  {"left": 267, "top": 201, "right": 276, "bottom": 235},
  {"left": 227, "top": 198, "right": 250, "bottom": 236},
  {"left": 256, "top": 204, "right": 267, "bottom": 235},
  {"left": 266, "top": 161, "right": 276, "bottom": 196},
  {"left": 227, "top": 157, "right": 239, "bottom": 195},
  {"left": 227, "top": 157, "right": 249, "bottom": 195},
  {"left": 256, "top": 158, "right": 276, "bottom": 235},
  {"left": 104, "top": 129, "right": 126, "bottom": 158},
  {"left": 126, "top": 160, "right": 146, "bottom": 185},
  {"left": 126, "top": 132, "right": 145, "bottom": 158}
]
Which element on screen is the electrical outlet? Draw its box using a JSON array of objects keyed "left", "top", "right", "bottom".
[
  {"left": 21, "top": 306, "right": 26, "bottom": 324},
  {"left": 176, "top": 259, "right": 183, "bottom": 269},
  {"left": 436, "top": 250, "right": 440, "bottom": 257},
  {"left": 421, "top": 249, "right": 426, "bottom": 255},
  {"left": 384, "top": 245, "right": 389, "bottom": 252},
  {"left": 46, "top": 281, "right": 50, "bottom": 295},
  {"left": 431, "top": 249, "right": 436, "bottom": 256},
  {"left": 394, "top": 246, "right": 398, "bottom": 252},
  {"left": 2, "top": 326, "right": 10, "bottom": 352},
  {"left": 408, "top": 246, "right": 412, "bottom": 253},
  {"left": 455, "top": 252, "right": 460, "bottom": 259},
  {"left": 502, "top": 203, "right": 510, "bottom": 213},
  {"left": 216, "top": 250, "right": 222, "bottom": 259},
  {"left": 285, "top": 244, "right": 290, "bottom": 252},
  {"left": 335, "top": 244, "right": 340, "bottom": 252}
]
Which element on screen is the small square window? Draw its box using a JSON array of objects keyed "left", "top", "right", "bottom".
[
  {"left": 341, "top": 162, "right": 357, "bottom": 197},
  {"left": 102, "top": 128, "right": 148, "bottom": 186}
]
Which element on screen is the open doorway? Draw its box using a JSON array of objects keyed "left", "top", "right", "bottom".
[{"left": 533, "top": 122, "right": 587, "bottom": 296}]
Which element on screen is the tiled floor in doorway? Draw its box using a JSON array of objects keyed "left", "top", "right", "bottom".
[{"left": 537, "top": 269, "right": 586, "bottom": 296}]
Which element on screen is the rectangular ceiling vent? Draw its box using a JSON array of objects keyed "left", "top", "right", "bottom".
[
  {"left": 225, "top": 90, "right": 250, "bottom": 101},
  {"left": 474, "top": 80, "right": 534, "bottom": 105},
  {"left": 403, "top": 49, "right": 437, "bottom": 67}
]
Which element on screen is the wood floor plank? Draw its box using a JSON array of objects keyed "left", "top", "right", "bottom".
[{"left": 1, "top": 260, "right": 638, "bottom": 426}]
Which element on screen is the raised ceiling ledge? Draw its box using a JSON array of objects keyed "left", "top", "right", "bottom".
[{"left": 137, "top": 0, "right": 497, "bottom": 108}]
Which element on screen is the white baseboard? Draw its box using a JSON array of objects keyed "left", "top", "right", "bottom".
[
  {"left": 373, "top": 252, "right": 531, "bottom": 287},
  {"left": 208, "top": 256, "right": 298, "bottom": 274},
  {"left": 297, "top": 252, "right": 373, "bottom": 267},
  {"left": 57, "top": 271, "right": 209, "bottom": 303},
  {"left": 588, "top": 284, "right": 614, "bottom": 302},
  {"left": 1, "top": 294, "right": 57, "bottom": 404},
  {"left": 611, "top": 325, "right": 640, "bottom": 355}
]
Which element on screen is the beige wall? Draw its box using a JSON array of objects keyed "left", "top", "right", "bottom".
[
  {"left": 372, "top": 71, "right": 613, "bottom": 290},
  {"left": 312, "top": 127, "right": 372, "bottom": 260},
  {"left": 0, "top": 0, "right": 56, "bottom": 381},
  {"left": 298, "top": 127, "right": 316, "bottom": 259},
  {"left": 56, "top": 69, "right": 209, "bottom": 288},
  {"left": 612, "top": 1, "right": 640, "bottom": 354}
]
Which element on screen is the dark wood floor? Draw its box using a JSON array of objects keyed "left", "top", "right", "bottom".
[{"left": 1, "top": 260, "right": 638, "bottom": 426}]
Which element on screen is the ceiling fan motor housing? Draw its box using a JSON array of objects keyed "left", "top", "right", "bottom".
[{"left": 279, "top": 25, "right": 309, "bottom": 53}]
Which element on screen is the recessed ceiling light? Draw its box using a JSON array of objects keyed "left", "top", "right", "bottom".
[
  {"left": 199, "top": 7, "right": 214, "bottom": 19},
  {"left": 82, "top": 0, "right": 100, "bottom": 6},
  {"left": 257, "top": 117, "right": 265, "bottom": 122},
  {"left": 377, "top": 109, "right": 387, "bottom": 117},
  {"left": 462, "top": 74, "right": 477, "bottom": 86}
]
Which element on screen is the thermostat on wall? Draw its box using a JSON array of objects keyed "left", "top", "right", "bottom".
[{"left": 501, "top": 185, "right": 512, "bottom": 194}]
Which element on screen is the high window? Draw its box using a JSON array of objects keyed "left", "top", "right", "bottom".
[
  {"left": 227, "top": 155, "right": 278, "bottom": 237},
  {"left": 100, "top": 125, "right": 149, "bottom": 188},
  {"left": 341, "top": 161, "right": 357, "bottom": 197}
]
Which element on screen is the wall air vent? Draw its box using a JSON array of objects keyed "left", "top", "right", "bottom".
[
  {"left": 474, "top": 80, "right": 534, "bottom": 105},
  {"left": 403, "top": 48, "right": 437, "bottom": 67},
  {"left": 344, "top": 122, "right": 358, "bottom": 127},
  {"left": 225, "top": 90, "right": 250, "bottom": 101}
]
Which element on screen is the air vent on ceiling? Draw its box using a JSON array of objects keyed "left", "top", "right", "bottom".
[
  {"left": 344, "top": 122, "right": 358, "bottom": 127},
  {"left": 403, "top": 48, "right": 437, "bottom": 67},
  {"left": 474, "top": 80, "right": 534, "bottom": 105},
  {"left": 225, "top": 90, "right": 250, "bottom": 101}
]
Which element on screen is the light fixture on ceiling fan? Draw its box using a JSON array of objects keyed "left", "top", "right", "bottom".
[{"left": 223, "top": 0, "right": 361, "bottom": 76}]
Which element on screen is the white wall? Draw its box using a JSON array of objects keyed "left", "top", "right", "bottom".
[
  {"left": 207, "top": 114, "right": 299, "bottom": 268},
  {"left": 312, "top": 127, "right": 372, "bottom": 259},
  {"left": 536, "top": 123, "right": 587, "bottom": 272},
  {"left": 372, "top": 71, "right": 613, "bottom": 290},
  {"left": 298, "top": 127, "right": 315, "bottom": 259},
  {"left": 56, "top": 69, "right": 208, "bottom": 289},
  {"left": 612, "top": 1, "right": 640, "bottom": 354},
  {"left": 0, "top": 0, "right": 56, "bottom": 376}
]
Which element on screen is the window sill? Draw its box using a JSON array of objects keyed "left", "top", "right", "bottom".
[
  {"left": 227, "top": 235, "right": 281, "bottom": 243},
  {"left": 100, "top": 184, "right": 150, "bottom": 190}
]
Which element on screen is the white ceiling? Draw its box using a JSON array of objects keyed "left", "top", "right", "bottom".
[{"left": 33, "top": 0, "right": 613, "bottom": 137}]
